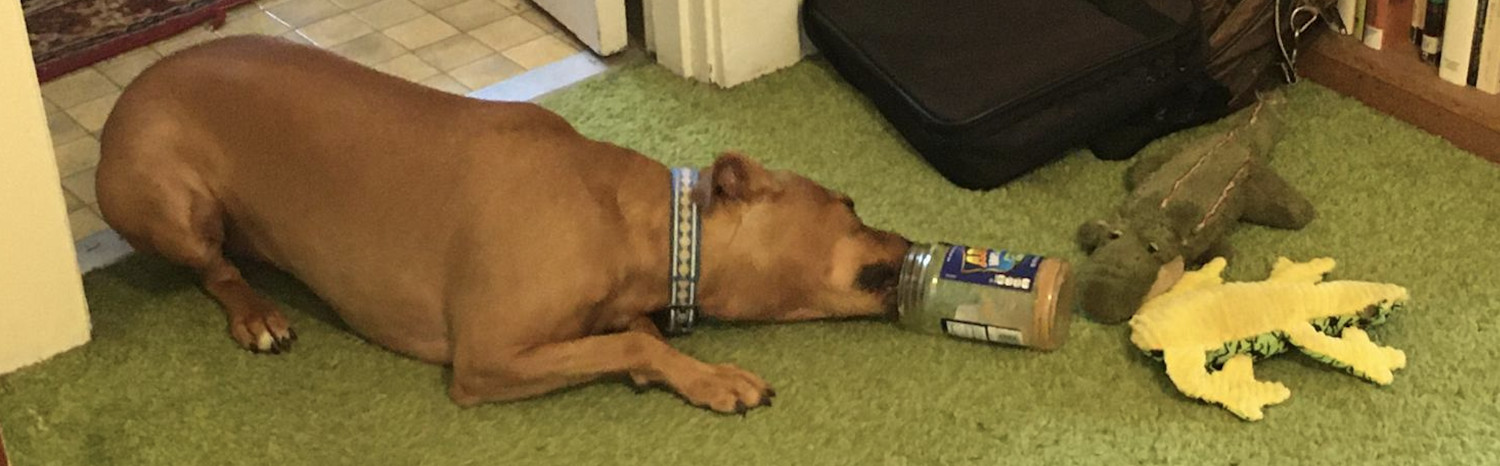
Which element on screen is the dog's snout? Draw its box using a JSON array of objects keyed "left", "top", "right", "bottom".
[{"left": 855, "top": 262, "right": 902, "bottom": 293}]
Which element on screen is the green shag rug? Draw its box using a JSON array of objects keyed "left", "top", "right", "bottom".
[{"left": 4, "top": 58, "right": 1500, "bottom": 465}]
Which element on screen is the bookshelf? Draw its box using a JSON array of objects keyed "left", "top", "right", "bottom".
[{"left": 1298, "top": 31, "right": 1500, "bottom": 164}]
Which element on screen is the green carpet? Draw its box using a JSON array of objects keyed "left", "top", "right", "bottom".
[{"left": 5, "top": 58, "right": 1500, "bottom": 465}]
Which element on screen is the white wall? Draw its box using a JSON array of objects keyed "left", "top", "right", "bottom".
[
  {"left": 534, "top": 0, "right": 629, "bottom": 55},
  {"left": 0, "top": 0, "right": 93, "bottom": 374},
  {"left": 645, "top": 0, "right": 808, "bottom": 88}
]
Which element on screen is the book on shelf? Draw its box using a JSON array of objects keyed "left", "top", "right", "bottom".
[
  {"left": 1356, "top": 0, "right": 1371, "bottom": 35},
  {"left": 1339, "top": 0, "right": 1499, "bottom": 93},
  {"left": 1413, "top": 0, "right": 1429, "bottom": 43},
  {"left": 1438, "top": 0, "right": 1485, "bottom": 85},
  {"left": 1340, "top": 0, "right": 1361, "bottom": 34},
  {"left": 1365, "top": 0, "right": 1416, "bottom": 49},
  {"left": 1421, "top": 0, "right": 1449, "bottom": 63},
  {"left": 1477, "top": 0, "right": 1500, "bottom": 92}
]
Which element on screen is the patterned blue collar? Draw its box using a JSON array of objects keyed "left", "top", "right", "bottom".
[{"left": 652, "top": 167, "right": 701, "bottom": 336}]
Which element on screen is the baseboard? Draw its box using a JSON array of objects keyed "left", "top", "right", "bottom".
[
  {"left": 467, "top": 50, "right": 623, "bottom": 102},
  {"left": 74, "top": 228, "right": 134, "bottom": 273}
]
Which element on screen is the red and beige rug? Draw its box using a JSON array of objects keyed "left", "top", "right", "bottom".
[{"left": 25, "top": 0, "right": 252, "bottom": 82}]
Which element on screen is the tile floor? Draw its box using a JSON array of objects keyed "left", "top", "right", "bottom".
[{"left": 40, "top": 0, "right": 590, "bottom": 241}]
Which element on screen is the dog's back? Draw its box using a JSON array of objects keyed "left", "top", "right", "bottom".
[{"left": 95, "top": 35, "right": 601, "bottom": 361}]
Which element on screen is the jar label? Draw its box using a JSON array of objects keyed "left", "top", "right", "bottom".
[
  {"left": 942, "top": 318, "right": 1024, "bottom": 346},
  {"left": 938, "top": 245, "right": 1040, "bottom": 292}
]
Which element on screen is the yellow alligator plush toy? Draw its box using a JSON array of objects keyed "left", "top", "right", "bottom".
[{"left": 1129, "top": 256, "right": 1410, "bottom": 421}]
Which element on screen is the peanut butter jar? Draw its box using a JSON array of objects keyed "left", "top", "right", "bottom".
[{"left": 895, "top": 242, "right": 1075, "bottom": 351}]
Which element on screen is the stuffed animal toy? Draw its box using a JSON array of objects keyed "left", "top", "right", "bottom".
[
  {"left": 1129, "top": 256, "right": 1410, "bottom": 421},
  {"left": 1075, "top": 90, "right": 1317, "bottom": 324}
]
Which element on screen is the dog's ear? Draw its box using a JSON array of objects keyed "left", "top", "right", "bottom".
[{"left": 700, "top": 152, "right": 772, "bottom": 207}]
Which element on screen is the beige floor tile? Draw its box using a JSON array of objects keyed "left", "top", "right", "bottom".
[
  {"left": 299, "top": 13, "right": 374, "bottom": 46},
  {"left": 150, "top": 26, "right": 220, "bottom": 56},
  {"left": 353, "top": 0, "right": 426, "bottom": 29},
  {"left": 256, "top": 0, "right": 293, "bottom": 9},
  {"left": 520, "top": 10, "right": 559, "bottom": 33},
  {"left": 500, "top": 34, "right": 576, "bottom": 69},
  {"left": 384, "top": 15, "right": 460, "bottom": 49},
  {"left": 414, "top": 34, "right": 494, "bottom": 71},
  {"left": 553, "top": 30, "right": 586, "bottom": 52},
  {"left": 266, "top": 0, "right": 345, "bottom": 27},
  {"left": 65, "top": 92, "right": 122, "bottom": 134},
  {"left": 468, "top": 15, "right": 543, "bottom": 51},
  {"left": 419, "top": 73, "right": 472, "bottom": 95},
  {"left": 217, "top": 9, "right": 294, "bottom": 37},
  {"left": 226, "top": 2, "right": 264, "bottom": 18},
  {"left": 54, "top": 137, "right": 102, "bottom": 178},
  {"left": 40, "top": 68, "right": 119, "bottom": 108},
  {"left": 447, "top": 54, "right": 524, "bottom": 89},
  {"left": 409, "top": 0, "right": 465, "bottom": 13},
  {"left": 280, "top": 31, "right": 316, "bottom": 45},
  {"left": 62, "top": 167, "right": 98, "bottom": 205},
  {"left": 68, "top": 208, "right": 109, "bottom": 241},
  {"left": 94, "top": 47, "right": 163, "bottom": 87},
  {"left": 491, "top": 0, "right": 523, "bottom": 12},
  {"left": 331, "top": 32, "right": 409, "bottom": 66},
  {"left": 434, "top": 0, "right": 513, "bottom": 31},
  {"left": 330, "top": 0, "right": 382, "bottom": 10},
  {"left": 375, "top": 53, "right": 441, "bottom": 82},
  {"left": 46, "top": 105, "right": 89, "bottom": 147},
  {"left": 63, "top": 190, "right": 85, "bottom": 212}
]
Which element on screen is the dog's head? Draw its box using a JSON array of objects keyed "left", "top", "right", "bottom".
[{"left": 695, "top": 152, "right": 910, "bottom": 322}]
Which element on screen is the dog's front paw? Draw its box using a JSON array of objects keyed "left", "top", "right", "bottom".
[
  {"left": 665, "top": 362, "right": 775, "bottom": 414},
  {"left": 228, "top": 308, "right": 296, "bottom": 354}
]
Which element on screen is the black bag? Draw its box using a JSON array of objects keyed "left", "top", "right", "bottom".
[
  {"left": 1089, "top": 0, "right": 1336, "bottom": 162},
  {"left": 802, "top": 0, "right": 1215, "bottom": 190}
]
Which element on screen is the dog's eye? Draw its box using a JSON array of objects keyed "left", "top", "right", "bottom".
[
  {"left": 1147, "top": 243, "right": 1160, "bottom": 253},
  {"left": 840, "top": 198, "right": 855, "bottom": 210}
]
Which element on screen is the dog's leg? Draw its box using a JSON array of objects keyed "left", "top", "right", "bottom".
[
  {"left": 99, "top": 176, "right": 296, "bottom": 354},
  {"left": 199, "top": 255, "right": 298, "bottom": 353},
  {"left": 449, "top": 330, "right": 774, "bottom": 413},
  {"left": 625, "top": 317, "right": 665, "bottom": 391},
  {"left": 628, "top": 316, "right": 666, "bottom": 341}
]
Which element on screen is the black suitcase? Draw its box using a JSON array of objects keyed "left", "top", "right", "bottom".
[{"left": 802, "top": 0, "right": 1213, "bottom": 190}]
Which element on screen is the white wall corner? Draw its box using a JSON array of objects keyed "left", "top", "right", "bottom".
[
  {"left": 1, "top": 0, "right": 93, "bottom": 375},
  {"left": 649, "top": 0, "right": 808, "bottom": 88}
]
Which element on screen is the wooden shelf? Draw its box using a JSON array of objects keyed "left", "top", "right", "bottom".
[{"left": 1298, "top": 32, "right": 1500, "bottom": 164}]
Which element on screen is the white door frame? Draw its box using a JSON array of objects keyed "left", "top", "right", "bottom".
[
  {"left": 1, "top": 0, "right": 92, "bottom": 374},
  {"left": 643, "top": 0, "right": 809, "bottom": 88},
  {"left": 534, "top": 0, "right": 630, "bottom": 55}
]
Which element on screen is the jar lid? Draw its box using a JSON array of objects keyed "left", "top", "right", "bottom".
[{"left": 1034, "top": 259, "right": 1076, "bottom": 351}]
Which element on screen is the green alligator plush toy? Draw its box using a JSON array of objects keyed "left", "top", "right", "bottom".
[
  {"left": 1075, "top": 90, "right": 1317, "bottom": 324},
  {"left": 1130, "top": 256, "right": 1410, "bottom": 421}
]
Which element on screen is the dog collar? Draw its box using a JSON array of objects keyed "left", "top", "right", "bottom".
[{"left": 652, "top": 167, "right": 701, "bottom": 336}]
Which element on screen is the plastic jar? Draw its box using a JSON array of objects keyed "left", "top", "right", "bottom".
[{"left": 895, "top": 242, "right": 1075, "bottom": 351}]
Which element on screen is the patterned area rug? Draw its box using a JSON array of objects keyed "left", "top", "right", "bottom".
[{"left": 25, "top": 0, "right": 252, "bottom": 82}]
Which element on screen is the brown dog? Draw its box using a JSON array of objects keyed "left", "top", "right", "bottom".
[{"left": 95, "top": 35, "right": 910, "bottom": 413}]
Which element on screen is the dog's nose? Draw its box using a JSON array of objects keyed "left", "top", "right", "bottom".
[{"left": 856, "top": 262, "right": 902, "bottom": 293}]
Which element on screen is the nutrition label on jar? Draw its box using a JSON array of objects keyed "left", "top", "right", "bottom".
[{"left": 941, "top": 318, "right": 1024, "bottom": 346}]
